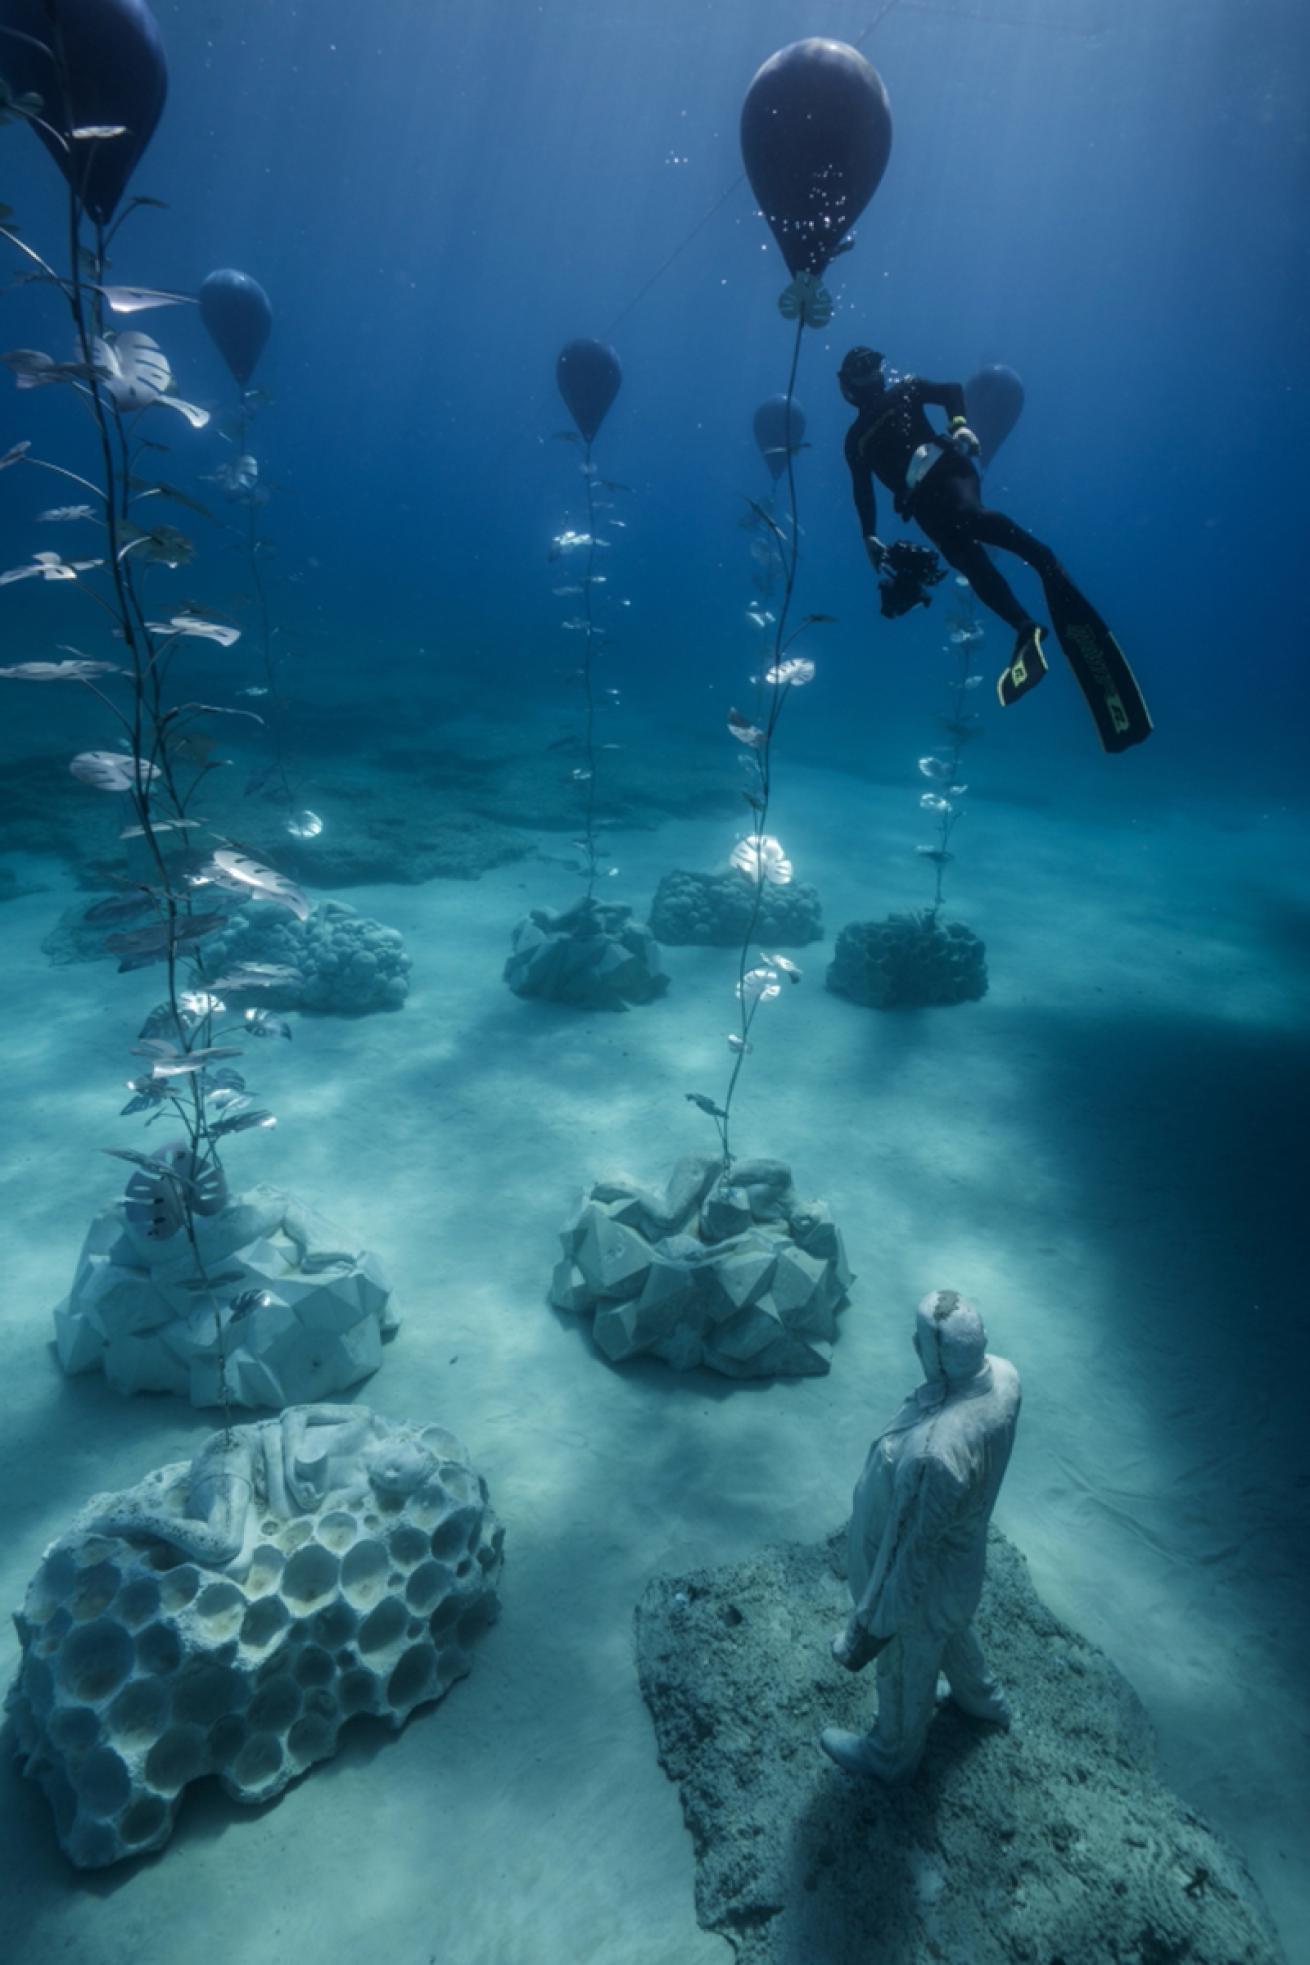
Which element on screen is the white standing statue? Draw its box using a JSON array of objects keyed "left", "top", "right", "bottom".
[{"left": 821, "top": 1289, "right": 1021, "bottom": 1781}]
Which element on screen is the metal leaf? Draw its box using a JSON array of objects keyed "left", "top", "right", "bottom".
[
  {"left": 138, "top": 1001, "right": 199, "bottom": 1041},
  {"left": 242, "top": 1009, "right": 292, "bottom": 1040},
  {"left": 229, "top": 1287, "right": 273, "bottom": 1323},
  {"left": 83, "top": 890, "right": 154, "bottom": 926},
  {"left": 201, "top": 1069, "right": 246, "bottom": 1097},
  {"left": 209, "top": 962, "right": 304, "bottom": 992},
  {"left": 69, "top": 750, "right": 160, "bottom": 792},
  {"left": 763, "top": 657, "right": 816, "bottom": 687},
  {"left": 145, "top": 614, "right": 241, "bottom": 648},
  {"left": 104, "top": 1145, "right": 181, "bottom": 1175},
  {"left": 209, "top": 1106, "right": 275, "bottom": 1137},
  {"left": 96, "top": 284, "right": 193, "bottom": 315},
  {"left": 94, "top": 330, "right": 170, "bottom": 408},
  {"left": 207, "top": 849, "right": 310, "bottom": 922},
  {"left": 0, "top": 657, "right": 119, "bottom": 681},
  {"left": 727, "top": 706, "right": 765, "bottom": 748}
]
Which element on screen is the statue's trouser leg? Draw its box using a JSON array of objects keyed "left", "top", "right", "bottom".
[
  {"left": 941, "top": 1623, "right": 1011, "bottom": 1725},
  {"left": 869, "top": 1627, "right": 948, "bottom": 1779}
]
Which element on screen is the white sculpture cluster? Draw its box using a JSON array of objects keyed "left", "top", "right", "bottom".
[
  {"left": 55, "top": 1185, "right": 397, "bottom": 1408},
  {"left": 6, "top": 1407, "right": 504, "bottom": 1867},
  {"left": 551, "top": 1153, "right": 851, "bottom": 1376}
]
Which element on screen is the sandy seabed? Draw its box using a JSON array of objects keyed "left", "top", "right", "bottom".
[{"left": 0, "top": 755, "right": 1306, "bottom": 1965}]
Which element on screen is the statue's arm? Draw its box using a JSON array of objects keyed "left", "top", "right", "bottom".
[{"left": 854, "top": 1456, "right": 962, "bottom": 1639}]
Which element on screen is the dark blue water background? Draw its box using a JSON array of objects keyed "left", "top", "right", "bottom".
[
  {"left": 2, "top": 0, "right": 1306, "bottom": 810},
  {"left": 1, "top": 10, "right": 1308, "bottom": 1943}
]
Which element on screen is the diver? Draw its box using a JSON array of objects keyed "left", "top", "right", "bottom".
[{"left": 837, "top": 346, "right": 1152, "bottom": 752}]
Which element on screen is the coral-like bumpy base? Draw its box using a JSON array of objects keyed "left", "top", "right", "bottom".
[
  {"left": 7, "top": 1412, "right": 503, "bottom": 1868},
  {"left": 649, "top": 868, "right": 823, "bottom": 947},
  {"left": 205, "top": 899, "right": 412, "bottom": 1015},
  {"left": 827, "top": 912, "right": 987, "bottom": 1010}
]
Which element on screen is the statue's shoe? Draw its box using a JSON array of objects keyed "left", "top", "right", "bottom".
[
  {"left": 818, "top": 1727, "right": 916, "bottom": 1783},
  {"left": 938, "top": 1677, "right": 1013, "bottom": 1728}
]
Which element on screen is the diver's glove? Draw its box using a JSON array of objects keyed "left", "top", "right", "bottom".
[
  {"left": 948, "top": 415, "right": 981, "bottom": 458},
  {"left": 864, "top": 534, "right": 888, "bottom": 572},
  {"left": 832, "top": 1616, "right": 891, "bottom": 1673}
]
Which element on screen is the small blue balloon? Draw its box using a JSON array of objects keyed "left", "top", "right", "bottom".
[
  {"left": 556, "top": 339, "right": 622, "bottom": 444},
  {"left": 753, "top": 395, "right": 806, "bottom": 481},
  {"left": 965, "top": 365, "right": 1025, "bottom": 470},
  {"left": 200, "top": 269, "right": 273, "bottom": 389}
]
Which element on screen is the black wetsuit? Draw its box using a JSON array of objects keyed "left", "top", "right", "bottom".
[{"left": 844, "top": 376, "right": 1057, "bottom": 633}]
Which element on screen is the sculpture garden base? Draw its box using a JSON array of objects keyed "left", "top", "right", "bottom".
[
  {"left": 649, "top": 867, "right": 822, "bottom": 947},
  {"left": 505, "top": 895, "right": 667, "bottom": 1010},
  {"left": 827, "top": 910, "right": 987, "bottom": 1010},
  {"left": 7, "top": 1408, "right": 503, "bottom": 1868},
  {"left": 551, "top": 1154, "right": 851, "bottom": 1377},
  {"left": 636, "top": 1528, "right": 1282, "bottom": 1964},
  {"left": 55, "top": 1185, "right": 396, "bottom": 1408}
]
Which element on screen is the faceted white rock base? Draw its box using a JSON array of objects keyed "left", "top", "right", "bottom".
[
  {"left": 54, "top": 1185, "right": 397, "bottom": 1408},
  {"left": 551, "top": 1154, "right": 852, "bottom": 1376},
  {"left": 6, "top": 1407, "right": 504, "bottom": 1868},
  {"left": 504, "top": 894, "right": 668, "bottom": 1010}
]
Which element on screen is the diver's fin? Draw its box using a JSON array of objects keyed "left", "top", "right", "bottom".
[
  {"left": 996, "top": 622, "right": 1049, "bottom": 709},
  {"left": 1040, "top": 565, "right": 1153, "bottom": 752}
]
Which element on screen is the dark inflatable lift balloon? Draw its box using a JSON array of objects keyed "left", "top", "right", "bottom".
[
  {"left": 753, "top": 394, "right": 806, "bottom": 482},
  {"left": 740, "top": 39, "right": 892, "bottom": 279},
  {"left": 965, "top": 364, "right": 1025, "bottom": 470},
  {"left": 557, "top": 338, "right": 621, "bottom": 444},
  {"left": 0, "top": 0, "right": 167, "bottom": 223},
  {"left": 199, "top": 269, "right": 273, "bottom": 389}
]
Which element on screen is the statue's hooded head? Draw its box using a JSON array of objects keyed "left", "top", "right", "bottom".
[{"left": 915, "top": 1289, "right": 987, "bottom": 1384}]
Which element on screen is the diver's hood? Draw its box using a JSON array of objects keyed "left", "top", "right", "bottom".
[
  {"left": 916, "top": 1289, "right": 988, "bottom": 1382},
  {"left": 838, "top": 346, "right": 886, "bottom": 401}
]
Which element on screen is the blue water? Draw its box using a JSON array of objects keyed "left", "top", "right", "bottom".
[
  {"left": 3, "top": 0, "right": 1305, "bottom": 774},
  {"left": 1, "top": 0, "right": 1307, "bottom": 1957}
]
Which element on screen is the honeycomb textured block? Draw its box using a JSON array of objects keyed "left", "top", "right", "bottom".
[
  {"left": 826, "top": 910, "right": 988, "bottom": 1010},
  {"left": 205, "top": 898, "right": 412, "bottom": 1014},
  {"left": 504, "top": 894, "right": 667, "bottom": 1010},
  {"left": 649, "top": 868, "right": 822, "bottom": 947},
  {"left": 54, "top": 1185, "right": 398, "bottom": 1409},
  {"left": 6, "top": 1407, "right": 504, "bottom": 1868},
  {"left": 550, "top": 1154, "right": 852, "bottom": 1378}
]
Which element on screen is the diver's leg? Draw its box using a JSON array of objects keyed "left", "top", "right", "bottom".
[
  {"left": 941, "top": 1624, "right": 1012, "bottom": 1727},
  {"left": 916, "top": 475, "right": 1037, "bottom": 632},
  {"left": 933, "top": 512, "right": 1051, "bottom": 705},
  {"left": 916, "top": 474, "right": 1048, "bottom": 705},
  {"left": 932, "top": 531, "right": 1033, "bottom": 633},
  {"left": 968, "top": 506, "right": 1061, "bottom": 583}
]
